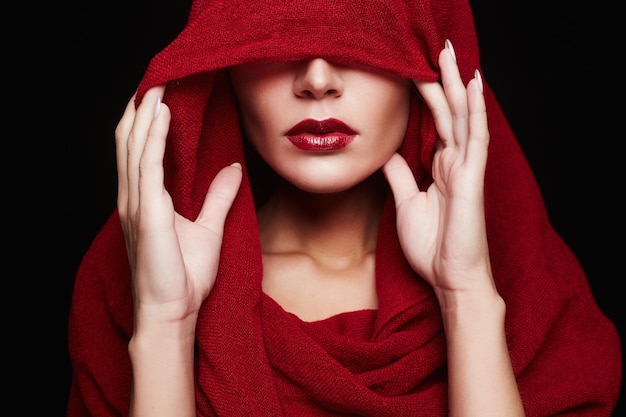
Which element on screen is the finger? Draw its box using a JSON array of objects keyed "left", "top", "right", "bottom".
[
  {"left": 126, "top": 86, "right": 166, "bottom": 219},
  {"left": 413, "top": 80, "right": 453, "bottom": 148},
  {"left": 438, "top": 40, "right": 469, "bottom": 152},
  {"left": 381, "top": 153, "right": 420, "bottom": 206},
  {"left": 195, "top": 163, "right": 243, "bottom": 238},
  {"left": 115, "top": 92, "right": 138, "bottom": 219},
  {"left": 137, "top": 99, "right": 173, "bottom": 227},
  {"left": 465, "top": 70, "right": 489, "bottom": 181}
]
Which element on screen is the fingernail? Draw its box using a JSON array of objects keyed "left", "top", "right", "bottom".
[
  {"left": 154, "top": 96, "right": 162, "bottom": 118},
  {"left": 474, "top": 69, "right": 484, "bottom": 93},
  {"left": 230, "top": 162, "right": 242, "bottom": 170},
  {"left": 445, "top": 39, "right": 457, "bottom": 63}
]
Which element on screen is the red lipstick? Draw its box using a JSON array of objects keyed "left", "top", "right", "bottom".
[{"left": 286, "top": 118, "right": 357, "bottom": 151}]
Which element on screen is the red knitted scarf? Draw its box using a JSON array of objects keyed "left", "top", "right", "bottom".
[{"left": 68, "top": 1, "right": 622, "bottom": 415}]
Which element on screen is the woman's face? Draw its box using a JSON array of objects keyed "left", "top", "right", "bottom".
[{"left": 229, "top": 59, "right": 412, "bottom": 194}]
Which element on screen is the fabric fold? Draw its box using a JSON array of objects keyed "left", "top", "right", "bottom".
[{"left": 67, "top": 0, "right": 622, "bottom": 415}]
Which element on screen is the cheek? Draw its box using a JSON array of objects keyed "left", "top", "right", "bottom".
[
  {"left": 234, "top": 79, "right": 289, "bottom": 142},
  {"left": 367, "top": 86, "right": 411, "bottom": 150},
  {"left": 237, "top": 96, "right": 286, "bottom": 164},
  {"left": 236, "top": 96, "right": 274, "bottom": 145}
]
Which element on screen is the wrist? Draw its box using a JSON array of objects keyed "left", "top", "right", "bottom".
[
  {"left": 128, "top": 313, "right": 197, "bottom": 417},
  {"left": 131, "top": 304, "right": 199, "bottom": 354},
  {"left": 438, "top": 299, "right": 508, "bottom": 354},
  {"left": 434, "top": 281, "right": 506, "bottom": 331}
]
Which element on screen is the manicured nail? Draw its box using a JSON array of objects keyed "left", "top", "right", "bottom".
[
  {"left": 445, "top": 39, "right": 457, "bottom": 63},
  {"left": 154, "top": 96, "right": 162, "bottom": 118},
  {"left": 474, "top": 69, "right": 484, "bottom": 93}
]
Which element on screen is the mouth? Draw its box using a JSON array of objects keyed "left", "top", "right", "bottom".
[{"left": 285, "top": 118, "right": 357, "bottom": 151}]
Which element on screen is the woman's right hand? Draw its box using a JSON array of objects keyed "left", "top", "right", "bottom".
[{"left": 116, "top": 85, "right": 242, "bottom": 326}]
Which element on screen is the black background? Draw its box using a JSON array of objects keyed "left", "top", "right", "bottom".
[{"left": 43, "top": 0, "right": 622, "bottom": 414}]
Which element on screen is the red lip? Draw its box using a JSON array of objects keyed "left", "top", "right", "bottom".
[{"left": 286, "top": 118, "right": 357, "bottom": 151}]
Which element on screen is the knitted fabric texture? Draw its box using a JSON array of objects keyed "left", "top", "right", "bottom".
[{"left": 67, "top": 0, "right": 622, "bottom": 415}]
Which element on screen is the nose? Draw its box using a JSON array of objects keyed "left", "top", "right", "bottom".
[{"left": 293, "top": 59, "right": 343, "bottom": 99}]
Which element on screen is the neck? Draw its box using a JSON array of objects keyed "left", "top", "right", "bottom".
[{"left": 256, "top": 172, "right": 388, "bottom": 266}]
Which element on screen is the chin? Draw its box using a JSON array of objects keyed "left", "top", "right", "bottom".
[
  {"left": 269, "top": 157, "right": 384, "bottom": 195},
  {"left": 289, "top": 171, "right": 381, "bottom": 196}
]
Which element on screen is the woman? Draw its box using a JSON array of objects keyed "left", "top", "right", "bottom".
[{"left": 67, "top": 0, "right": 622, "bottom": 416}]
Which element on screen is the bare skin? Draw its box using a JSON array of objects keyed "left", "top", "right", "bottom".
[
  {"left": 258, "top": 174, "right": 385, "bottom": 321},
  {"left": 117, "top": 41, "right": 525, "bottom": 416}
]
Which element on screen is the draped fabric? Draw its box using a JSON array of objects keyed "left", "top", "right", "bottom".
[{"left": 67, "top": 0, "right": 622, "bottom": 415}]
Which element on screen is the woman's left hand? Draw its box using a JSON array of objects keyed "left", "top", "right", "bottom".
[{"left": 382, "top": 41, "right": 493, "bottom": 295}]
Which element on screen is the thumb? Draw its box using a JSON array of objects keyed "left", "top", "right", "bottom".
[
  {"left": 195, "top": 163, "right": 243, "bottom": 234},
  {"left": 382, "top": 153, "right": 420, "bottom": 206}
]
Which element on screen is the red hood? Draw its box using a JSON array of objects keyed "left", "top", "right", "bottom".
[{"left": 67, "top": 1, "right": 622, "bottom": 415}]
